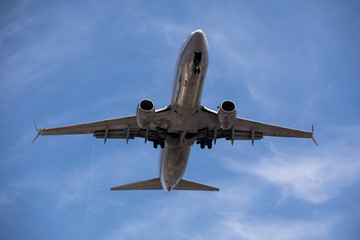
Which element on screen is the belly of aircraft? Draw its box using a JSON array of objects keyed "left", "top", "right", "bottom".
[
  {"left": 159, "top": 146, "right": 191, "bottom": 192},
  {"left": 159, "top": 30, "right": 209, "bottom": 193}
]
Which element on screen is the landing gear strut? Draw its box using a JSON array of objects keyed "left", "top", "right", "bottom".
[{"left": 207, "top": 140, "right": 212, "bottom": 149}]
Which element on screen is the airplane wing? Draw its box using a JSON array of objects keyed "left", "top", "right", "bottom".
[
  {"left": 198, "top": 106, "right": 317, "bottom": 146},
  {"left": 38, "top": 115, "right": 138, "bottom": 135},
  {"left": 36, "top": 107, "right": 172, "bottom": 144}
]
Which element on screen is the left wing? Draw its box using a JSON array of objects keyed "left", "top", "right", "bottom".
[
  {"left": 198, "top": 106, "right": 317, "bottom": 146},
  {"left": 36, "top": 108, "right": 172, "bottom": 145},
  {"left": 38, "top": 115, "right": 138, "bottom": 135}
]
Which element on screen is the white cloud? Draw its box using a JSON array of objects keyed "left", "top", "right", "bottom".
[
  {"left": 103, "top": 180, "right": 338, "bottom": 240},
  {"left": 218, "top": 217, "right": 334, "bottom": 240},
  {"left": 0, "top": 4, "right": 97, "bottom": 101},
  {"left": 253, "top": 156, "right": 358, "bottom": 203},
  {"left": 220, "top": 125, "right": 360, "bottom": 204},
  {"left": 0, "top": 0, "right": 32, "bottom": 46},
  {"left": 0, "top": 144, "right": 155, "bottom": 209}
]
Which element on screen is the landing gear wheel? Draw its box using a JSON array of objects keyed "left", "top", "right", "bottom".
[
  {"left": 207, "top": 140, "right": 212, "bottom": 149},
  {"left": 153, "top": 141, "right": 158, "bottom": 149},
  {"left": 160, "top": 140, "right": 165, "bottom": 149},
  {"left": 200, "top": 141, "right": 205, "bottom": 149}
]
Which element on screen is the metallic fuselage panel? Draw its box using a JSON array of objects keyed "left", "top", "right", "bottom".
[
  {"left": 159, "top": 146, "right": 191, "bottom": 192},
  {"left": 170, "top": 31, "right": 209, "bottom": 111},
  {"left": 159, "top": 30, "right": 209, "bottom": 193}
]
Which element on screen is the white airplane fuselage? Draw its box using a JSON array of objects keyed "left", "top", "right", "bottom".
[{"left": 159, "top": 30, "right": 209, "bottom": 193}]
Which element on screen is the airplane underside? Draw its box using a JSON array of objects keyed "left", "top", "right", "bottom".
[{"left": 35, "top": 30, "right": 316, "bottom": 193}]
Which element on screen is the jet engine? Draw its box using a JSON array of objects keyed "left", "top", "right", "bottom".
[
  {"left": 217, "top": 100, "right": 236, "bottom": 130},
  {"left": 136, "top": 99, "right": 155, "bottom": 129}
]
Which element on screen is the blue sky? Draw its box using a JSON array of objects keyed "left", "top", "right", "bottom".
[{"left": 1, "top": 0, "right": 360, "bottom": 239}]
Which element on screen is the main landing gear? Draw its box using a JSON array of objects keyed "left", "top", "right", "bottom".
[
  {"left": 200, "top": 139, "right": 212, "bottom": 149},
  {"left": 153, "top": 139, "right": 165, "bottom": 149}
]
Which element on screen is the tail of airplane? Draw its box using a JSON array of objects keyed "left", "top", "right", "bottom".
[
  {"left": 111, "top": 178, "right": 219, "bottom": 191},
  {"left": 174, "top": 179, "right": 219, "bottom": 191}
]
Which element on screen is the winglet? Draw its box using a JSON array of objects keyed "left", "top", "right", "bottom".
[
  {"left": 312, "top": 135, "right": 318, "bottom": 147},
  {"left": 311, "top": 124, "right": 318, "bottom": 147},
  {"left": 32, "top": 121, "right": 40, "bottom": 144}
]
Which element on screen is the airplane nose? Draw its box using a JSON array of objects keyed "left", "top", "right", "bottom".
[
  {"left": 189, "top": 30, "right": 207, "bottom": 51},
  {"left": 193, "top": 29, "right": 205, "bottom": 35},
  {"left": 191, "top": 30, "right": 206, "bottom": 41}
]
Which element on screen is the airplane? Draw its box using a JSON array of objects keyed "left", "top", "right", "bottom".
[{"left": 34, "top": 30, "right": 317, "bottom": 193}]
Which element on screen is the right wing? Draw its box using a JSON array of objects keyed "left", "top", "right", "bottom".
[{"left": 198, "top": 106, "right": 317, "bottom": 145}]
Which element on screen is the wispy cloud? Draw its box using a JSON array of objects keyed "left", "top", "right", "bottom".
[
  {"left": 0, "top": 0, "right": 32, "bottom": 46},
  {"left": 0, "top": 143, "right": 155, "bottom": 209},
  {"left": 218, "top": 217, "right": 335, "bottom": 240},
  {"left": 103, "top": 180, "right": 338, "bottom": 240},
  {"left": 2, "top": 2, "right": 359, "bottom": 239},
  {"left": 220, "top": 124, "right": 360, "bottom": 204},
  {"left": 0, "top": 4, "right": 98, "bottom": 101}
]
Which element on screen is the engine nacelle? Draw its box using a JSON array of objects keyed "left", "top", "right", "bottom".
[
  {"left": 217, "top": 100, "right": 236, "bottom": 130},
  {"left": 136, "top": 99, "right": 155, "bottom": 129}
]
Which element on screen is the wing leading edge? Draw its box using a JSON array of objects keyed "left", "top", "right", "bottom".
[{"left": 198, "top": 106, "right": 317, "bottom": 146}]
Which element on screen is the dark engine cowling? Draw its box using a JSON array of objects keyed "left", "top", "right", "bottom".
[
  {"left": 217, "top": 100, "right": 236, "bottom": 130},
  {"left": 136, "top": 99, "right": 155, "bottom": 129}
]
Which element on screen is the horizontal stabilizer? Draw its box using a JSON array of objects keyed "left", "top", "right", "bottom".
[
  {"left": 111, "top": 178, "right": 219, "bottom": 191},
  {"left": 111, "top": 178, "right": 162, "bottom": 190},
  {"left": 174, "top": 179, "right": 219, "bottom": 191}
]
